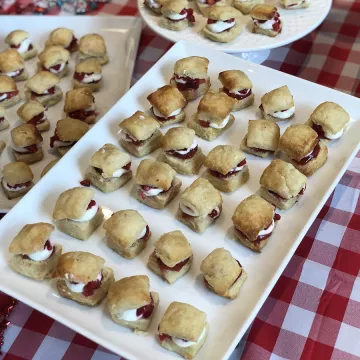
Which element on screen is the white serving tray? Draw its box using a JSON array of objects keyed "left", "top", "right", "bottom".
[
  {"left": 138, "top": 0, "right": 332, "bottom": 53},
  {"left": 0, "top": 40, "right": 359, "bottom": 360},
  {"left": 0, "top": 15, "right": 142, "bottom": 211}
]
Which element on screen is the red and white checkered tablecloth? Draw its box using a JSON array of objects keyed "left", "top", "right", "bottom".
[{"left": 1, "top": 0, "right": 360, "bottom": 358}]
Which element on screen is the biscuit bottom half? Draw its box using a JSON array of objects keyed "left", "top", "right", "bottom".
[
  {"left": 220, "top": 88, "right": 255, "bottom": 111},
  {"left": 1, "top": 180, "right": 34, "bottom": 200},
  {"left": 25, "top": 88, "right": 63, "bottom": 107},
  {"left": 170, "top": 78, "right": 210, "bottom": 101},
  {"left": 56, "top": 267, "right": 114, "bottom": 306},
  {"left": 240, "top": 136, "right": 274, "bottom": 158},
  {"left": 202, "top": 22, "right": 243, "bottom": 43},
  {"left": 0, "top": 94, "right": 21, "bottom": 108},
  {"left": 259, "top": 186, "right": 300, "bottom": 210},
  {"left": 12, "top": 148, "right": 44, "bottom": 165}
]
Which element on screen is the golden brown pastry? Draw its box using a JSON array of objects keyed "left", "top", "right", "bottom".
[
  {"left": 52, "top": 187, "right": 104, "bottom": 240},
  {"left": 250, "top": 4, "right": 282, "bottom": 37},
  {"left": 17, "top": 100, "right": 49, "bottom": 132},
  {"left": 144, "top": 0, "right": 168, "bottom": 14},
  {"left": 233, "top": 0, "right": 264, "bottom": 15},
  {"left": 218, "top": 70, "right": 254, "bottom": 111},
  {"left": 277, "top": 124, "right": 328, "bottom": 176},
  {"left": 52, "top": 251, "right": 114, "bottom": 306},
  {"left": 203, "top": 145, "right": 249, "bottom": 192},
  {"left": 119, "top": 111, "right": 163, "bottom": 157},
  {"left": 176, "top": 178, "right": 222, "bottom": 233},
  {"left": 148, "top": 230, "right": 193, "bottom": 284},
  {"left": 85, "top": 144, "right": 132, "bottom": 193},
  {"left": 160, "top": 0, "right": 196, "bottom": 31},
  {"left": 41, "top": 159, "right": 59, "bottom": 178},
  {"left": 170, "top": 56, "right": 210, "bottom": 101},
  {"left": 38, "top": 46, "right": 70, "bottom": 78},
  {"left": 46, "top": 28, "right": 78, "bottom": 52},
  {"left": 0, "top": 106, "right": 10, "bottom": 131},
  {"left": 73, "top": 58, "right": 102, "bottom": 92},
  {"left": 103, "top": 210, "right": 150, "bottom": 259},
  {"left": 0, "top": 75, "right": 21, "bottom": 108},
  {"left": 107, "top": 275, "right": 159, "bottom": 332},
  {"left": 78, "top": 34, "right": 108, "bottom": 65},
  {"left": 50, "top": 118, "right": 89, "bottom": 156},
  {"left": 259, "top": 159, "right": 307, "bottom": 210},
  {"left": 202, "top": 6, "right": 242, "bottom": 43},
  {"left": 0, "top": 49, "right": 28, "bottom": 81},
  {"left": 5, "top": 30, "right": 37, "bottom": 60},
  {"left": 11, "top": 124, "right": 44, "bottom": 165},
  {"left": 1, "top": 162, "right": 34, "bottom": 200},
  {"left": 201, "top": 248, "right": 247, "bottom": 297},
  {"left": 281, "top": 0, "right": 309, "bottom": 9},
  {"left": 9, "top": 223, "right": 62, "bottom": 280},
  {"left": 232, "top": 195, "right": 281, "bottom": 252},
  {"left": 158, "top": 302, "right": 209, "bottom": 359},
  {"left": 25, "top": 71, "right": 63, "bottom": 107},
  {"left": 188, "top": 91, "right": 235, "bottom": 141},
  {"left": 135, "top": 159, "right": 182, "bottom": 210},
  {"left": 161, "top": 127, "right": 205, "bottom": 175},
  {"left": 196, "top": 0, "right": 226, "bottom": 16},
  {"left": 64, "top": 88, "right": 96, "bottom": 124},
  {"left": 147, "top": 85, "right": 187, "bottom": 127},
  {"left": 240, "top": 120, "right": 280, "bottom": 158}
]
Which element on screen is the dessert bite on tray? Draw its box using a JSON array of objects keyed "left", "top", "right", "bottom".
[
  {"left": 0, "top": 75, "right": 21, "bottom": 108},
  {"left": 0, "top": 49, "right": 28, "bottom": 82},
  {"left": 233, "top": 0, "right": 263, "bottom": 15},
  {"left": 159, "top": 0, "right": 195, "bottom": 31},
  {"left": 281, "top": 0, "right": 309, "bottom": 9},
  {"left": 73, "top": 58, "right": 102, "bottom": 92},
  {"left": 250, "top": 4, "right": 282, "bottom": 37},
  {"left": 196, "top": 0, "right": 226, "bottom": 16},
  {"left": 17, "top": 100, "right": 49, "bottom": 132},
  {"left": 45, "top": 27, "right": 78, "bottom": 52},
  {"left": 38, "top": 45, "right": 70, "bottom": 78},
  {"left": 4, "top": 30, "right": 37, "bottom": 60},
  {"left": 78, "top": 33, "right": 109, "bottom": 65}
]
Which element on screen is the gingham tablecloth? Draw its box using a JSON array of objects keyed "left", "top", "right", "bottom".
[{"left": 1, "top": 0, "right": 360, "bottom": 358}]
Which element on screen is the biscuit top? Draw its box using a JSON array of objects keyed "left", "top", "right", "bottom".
[
  {"left": 39, "top": 46, "right": 70, "bottom": 69},
  {"left": 55, "top": 118, "right": 89, "bottom": 142},
  {"left": 232, "top": 195, "right": 275, "bottom": 241},
  {"left": 103, "top": 210, "right": 148, "bottom": 249},
  {"left": 3, "top": 161, "right": 33, "bottom": 185},
  {"left": 11, "top": 123, "right": 43, "bottom": 147},
  {"left": 17, "top": 100, "right": 45, "bottom": 122},
  {"left": 278, "top": 124, "right": 319, "bottom": 161},
  {"left": 136, "top": 159, "right": 176, "bottom": 190},
  {"left": 147, "top": 85, "right": 187, "bottom": 118},
  {"left": 219, "top": 70, "right": 253, "bottom": 92},
  {"left": 261, "top": 85, "right": 294, "bottom": 114},
  {"left": 46, "top": 28, "right": 74, "bottom": 47},
  {"left": 204, "top": 145, "right": 246, "bottom": 175},
  {"left": 52, "top": 251, "right": 105, "bottom": 283},
  {"left": 52, "top": 187, "right": 95, "bottom": 220},
  {"left": 197, "top": 91, "right": 235, "bottom": 124},
  {"left": 155, "top": 230, "right": 192, "bottom": 267},
  {"left": 9, "top": 223, "right": 55, "bottom": 255},
  {"left": 90, "top": 144, "right": 131, "bottom": 179},
  {"left": 207, "top": 5, "right": 239, "bottom": 20},
  {"left": 200, "top": 248, "right": 242, "bottom": 294},
  {"left": 260, "top": 159, "right": 307, "bottom": 199},
  {"left": 159, "top": 302, "right": 207, "bottom": 341},
  {"left": 250, "top": 4, "right": 278, "bottom": 20},
  {"left": 0, "top": 75, "right": 17, "bottom": 92},
  {"left": 161, "top": 0, "right": 188, "bottom": 15},
  {"left": 107, "top": 275, "right": 152, "bottom": 314},
  {"left": 79, "top": 34, "right": 107, "bottom": 56},
  {"left": 162, "top": 127, "right": 195, "bottom": 151},
  {"left": 174, "top": 56, "right": 209, "bottom": 79},
  {"left": 25, "top": 71, "right": 59, "bottom": 94},
  {"left": 180, "top": 178, "right": 222, "bottom": 217},
  {"left": 246, "top": 120, "right": 280, "bottom": 151},
  {"left": 119, "top": 111, "right": 160, "bottom": 141},
  {"left": 0, "top": 49, "right": 24, "bottom": 72},
  {"left": 308, "top": 101, "right": 350, "bottom": 134},
  {"left": 5, "top": 30, "right": 29, "bottom": 46},
  {"left": 64, "top": 87, "right": 94, "bottom": 113},
  {"left": 75, "top": 58, "right": 102, "bottom": 74}
]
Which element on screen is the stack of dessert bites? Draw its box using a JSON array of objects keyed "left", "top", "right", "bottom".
[
  {"left": 5, "top": 53, "right": 351, "bottom": 360},
  {"left": 0, "top": 27, "right": 110, "bottom": 202}
]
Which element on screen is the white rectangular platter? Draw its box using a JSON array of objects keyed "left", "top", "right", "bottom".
[
  {"left": 0, "top": 15, "right": 142, "bottom": 211},
  {"left": 0, "top": 40, "right": 359, "bottom": 360}
]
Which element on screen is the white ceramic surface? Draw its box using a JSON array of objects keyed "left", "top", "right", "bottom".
[
  {"left": 0, "top": 16, "right": 142, "bottom": 211},
  {"left": 0, "top": 40, "right": 359, "bottom": 360},
  {"left": 138, "top": 0, "right": 331, "bottom": 54}
]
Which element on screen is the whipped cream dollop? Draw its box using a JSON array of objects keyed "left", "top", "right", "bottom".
[
  {"left": 208, "top": 113, "right": 231, "bottom": 129},
  {"left": 52, "top": 139, "right": 74, "bottom": 148},
  {"left": 229, "top": 162, "right": 246, "bottom": 173},
  {"left": 270, "top": 106, "right": 295, "bottom": 119},
  {"left": 119, "top": 309, "right": 142, "bottom": 322},
  {"left": 65, "top": 272, "right": 102, "bottom": 293},
  {"left": 49, "top": 62, "right": 66, "bottom": 74},
  {"left": 2, "top": 178, "right": 29, "bottom": 192},
  {"left": 82, "top": 73, "right": 102, "bottom": 84},
  {"left": 142, "top": 186, "right": 163, "bottom": 197},
  {"left": 108, "top": 166, "right": 130, "bottom": 178},
  {"left": 153, "top": 106, "right": 182, "bottom": 119},
  {"left": 0, "top": 94, "right": 8, "bottom": 101},
  {"left": 12, "top": 142, "right": 42, "bottom": 153},
  {"left": 207, "top": 20, "right": 235, "bottom": 33},
  {"left": 70, "top": 202, "right": 98, "bottom": 222},
  {"left": 5, "top": 69, "right": 22, "bottom": 77},
  {"left": 120, "top": 131, "right": 136, "bottom": 142},
  {"left": 145, "top": 0, "right": 161, "bottom": 8},
  {"left": 254, "top": 19, "right": 277, "bottom": 30},
  {"left": 180, "top": 202, "right": 197, "bottom": 216},
  {"left": 16, "top": 38, "right": 32, "bottom": 54},
  {"left": 137, "top": 226, "right": 147, "bottom": 239},
  {"left": 230, "top": 88, "right": 251, "bottom": 96},
  {"left": 167, "top": 12, "right": 187, "bottom": 20},
  {"left": 172, "top": 326, "right": 207, "bottom": 348},
  {"left": 28, "top": 242, "right": 53, "bottom": 261},
  {"left": 258, "top": 219, "right": 274, "bottom": 237},
  {"left": 323, "top": 126, "right": 343, "bottom": 140},
  {"left": 172, "top": 139, "right": 197, "bottom": 155}
]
